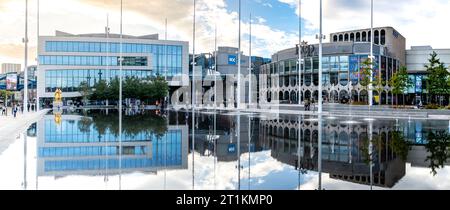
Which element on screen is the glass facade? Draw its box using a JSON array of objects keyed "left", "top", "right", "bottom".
[
  {"left": 39, "top": 55, "right": 149, "bottom": 66},
  {"left": 42, "top": 41, "right": 184, "bottom": 77},
  {"left": 260, "top": 51, "right": 401, "bottom": 104},
  {"left": 45, "top": 69, "right": 153, "bottom": 93},
  {"left": 41, "top": 118, "right": 183, "bottom": 172}
]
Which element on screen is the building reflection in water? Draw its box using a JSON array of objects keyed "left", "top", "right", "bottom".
[
  {"left": 36, "top": 110, "right": 188, "bottom": 182},
  {"left": 31, "top": 109, "right": 450, "bottom": 190},
  {"left": 182, "top": 110, "right": 450, "bottom": 189}
]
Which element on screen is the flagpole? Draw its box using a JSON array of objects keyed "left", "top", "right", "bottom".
[
  {"left": 36, "top": 0, "right": 40, "bottom": 111},
  {"left": 214, "top": 24, "right": 217, "bottom": 110},
  {"left": 248, "top": 13, "right": 252, "bottom": 106},
  {"left": 237, "top": 0, "right": 241, "bottom": 109},
  {"left": 24, "top": 0, "right": 29, "bottom": 113},
  {"left": 119, "top": 0, "right": 123, "bottom": 191},
  {"left": 298, "top": 0, "right": 302, "bottom": 105},
  {"left": 318, "top": 0, "right": 323, "bottom": 114},
  {"left": 369, "top": 0, "right": 374, "bottom": 107},
  {"left": 191, "top": 0, "right": 196, "bottom": 190}
]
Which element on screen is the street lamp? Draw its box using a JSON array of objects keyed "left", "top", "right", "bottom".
[
  {"left": 317, "top": 0, "right": 324, "bottom": 114},
  {"left": 298, "top": 0, "right": 302, "bottom": 105},
  {"left": 369, "top": 0, "right": 374, "bottom": 107},
  {"left": 237, "top": 0, "right": 242, "bottom": 109},
  {"left": 23, "top": 0, "right": 29, "bottom": 113}
]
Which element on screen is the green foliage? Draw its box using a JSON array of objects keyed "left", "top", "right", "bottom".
[
  {"left": 390, "top": 66, "right": 412, "bottom": 95},
  {"left": 425, "top": 52, "right": 450, "bottom": 102},
  {"left": 359, "top": 131, "right": 410, "bottom": 166},
  {"left": 425, "top": 131, "right": 450, "bottom": 176},
  {"left": 84, "top": 76, "right": 169, "bottom": 105},
  {"left": 90, "top": 80, "right": 109, "bottom": 101},
  {"left": 389, "top": 131, "right": 409, "bottom": 161},
  {"left": 0, "top": 90, "right": 13, "bottom": 100},
  {"left": 359, "top": 58, "right": 373, "bottom": 90},
  {"left": 89, "top": 110, "right": 168, "bottom": 138},
  {"left": 78, "top": 81, "right": 91, "bottom": 103},
  {"left": 151, "top": 76, "right": 169, "bottom": 100}
]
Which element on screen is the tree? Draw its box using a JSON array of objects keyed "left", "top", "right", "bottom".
[
  {"left": 373, "top": 73, "right": 384, "bottom": 105},
  {"left": 359, "top": 58, "right": 374, "bottom": 104},
  {"left": 0, "top": 90, "right": 13, "bottom": 108},
  {"left": 425, "top": 131, "right": 450, "bottom": 176},
  {"left": 108, "top": 77, "right": 120, "bottom": 101},
  {"left": 151, "top": 76, "right": 169, "bottom": 103},
  {"left": 123, "top": 76, "right": 141, "bottom": 100},
  {"left": 91, "top": 80, "right": 108, "bottom": 102},
  {"left": 425, "top": 51, "right": 450, "bottom": 105},
  {"left": 78, "top": 81, "right": 91, "bottom": 105},
  {"left": 390, "top": 66, "right": 412, "bottom": 107}
]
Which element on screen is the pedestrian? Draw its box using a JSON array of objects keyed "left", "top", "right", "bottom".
[
  {"left": 31, "top": 103, "right": 35, "bottom": 112},
  {"left": 13, "top": 105, "right": 18, "bottom": 118},
  {"left": 27, "top": 103, "right": 30, "bottom": 112},
  {"left": 311, "top": 98, "right": 316, "bottom": 112}
]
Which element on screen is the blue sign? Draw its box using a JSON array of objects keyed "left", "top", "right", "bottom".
[
  {"left": 228, "top": 55, "right": 237, "bottom": 65},
  {"left": 415, "top": 75, "right": 423, "bottom": 93},
  {"left": 228, "top": 144, "right": 236, "bottom": 154},
  {"left": 407, "top": 75, "right": 416, "bottom": 94}
]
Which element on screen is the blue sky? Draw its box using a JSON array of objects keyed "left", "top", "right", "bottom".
[{"left": 1, "top": 0, "right": 450, "bottom": 65}]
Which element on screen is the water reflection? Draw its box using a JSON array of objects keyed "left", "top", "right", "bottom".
[
  {"left": 37, "top": 109, "right": 188, "bottom": 179},
  {"left": 13, "top": 110, "right": 450, "bottom": 190}
]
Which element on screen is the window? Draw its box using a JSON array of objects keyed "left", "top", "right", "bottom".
[
  {"left": 344, "top": 34, "right": 349, "bottom": 41},
  {"left": 374, "top": 30, "right": 380, "bottom": 45},
  {"left": 340, "top": 73, "right": 349, "bottom": 86},
  {"left": 356, "top": 32, "right": 361, "bottom": 42},
  {"left": 350, "top": 33, "right": 355, "bottom": 42},
  {"left": 380, "top": 29, "right": 386, "bottom": 45},
  {"left": 339, "top": 34, "right": 343, "bottom": 42},
  {"left": 333, "top": 35, "right": 338, "bottom": 42},
  {"left": 362, "top": 32, "right": 367, "bottom": 42}
]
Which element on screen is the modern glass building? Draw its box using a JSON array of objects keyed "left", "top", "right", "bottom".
[
  {"left": 36, "top": 114, "right": 189, "bottom": 176},
  {"left": 37, "top": 31, "right": 189, "bottom": 107},
  {"left": 259, "top": 27, "right": 406, "bottom": 105}
]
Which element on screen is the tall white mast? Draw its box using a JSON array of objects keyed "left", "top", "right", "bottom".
[
  {"left": 248, "top": 13, "right": 252, "bottom": 106},
  {"left": 214, "top": 24, "right": 218, "bottom": 109},
  {"left": 298, "top": 0, "right": 302, "bottom": 105},
  {"left": 369, "top": 0, "right": 374, "bottom": 107},
  {"left": 36, "top": 0, "right": 39, "bottom": 110},
  {"left": 119, "top": 0, "right": 123, "bottom": 191},
  {"left": 24, "top": 0, "right": 29, "bottom": 113},
  {"left": 237, "top": 0, "right": 241, "bottom": 109},
  {"left": 318, "top": 0, "right": 323, "bottom": 113},
  {"left": 191, "top": 0, "right": 197, "bottom": 190}
]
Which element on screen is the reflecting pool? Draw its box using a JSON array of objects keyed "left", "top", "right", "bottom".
[{"left": 1, "top": 109, "right": 450, "bottom": 190}]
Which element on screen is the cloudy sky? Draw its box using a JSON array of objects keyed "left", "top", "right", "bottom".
[{"left": 1, "top": 0, "right": 450, "bottom": 67}]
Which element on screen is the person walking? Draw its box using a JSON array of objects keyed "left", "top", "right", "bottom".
[
  {"left": 27, "top": 103, "right": 30, "bottom": 112},
  {"left": 311, "top": 98, "right": 316, "bottom": 113},
  {"left": 13, "top": 104, "right": 18, "bottom": 118}
]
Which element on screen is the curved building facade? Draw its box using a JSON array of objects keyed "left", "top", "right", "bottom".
[{"left": 259, "top": 27, "right": 406, "bottom": 105}]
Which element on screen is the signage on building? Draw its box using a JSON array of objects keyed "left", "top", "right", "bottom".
[
  {"left": 407, "top": 75, "right": 415, "bottom": 94},
  {"left": 415, "top": 75, "right": 423, "bottom": 93},
  {"left": 6, "top": 73, "right": 18, "bottom": 91},
  {"left": 228, "top": 144, "right": 236, "bottom": 154},
  {"left": 297, "top": 45, "right": 316, "bottom": 57},
  {"left": 228, "top": 55, "right": 237, "bottom": 65}
]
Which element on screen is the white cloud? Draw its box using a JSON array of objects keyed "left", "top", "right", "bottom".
[{"left": 277, "top": 0, "right": 450, "bottom": 49}]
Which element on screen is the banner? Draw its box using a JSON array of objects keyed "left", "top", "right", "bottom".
[
  {"left": 228, "top": 55, "right": 237, "bottom": 65},
  {"left": 6, "top": 73, "right": 18, "bottom": 91}
]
